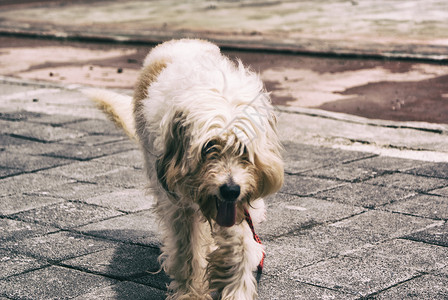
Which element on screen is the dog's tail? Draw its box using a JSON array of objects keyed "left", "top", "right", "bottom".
[{"left": 83, "top": 89, "right": 137, "bottom": 141}]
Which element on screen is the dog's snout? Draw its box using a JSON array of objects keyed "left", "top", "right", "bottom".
[{"left": 219, "top": 183, "right": 240, "bottom": 201}]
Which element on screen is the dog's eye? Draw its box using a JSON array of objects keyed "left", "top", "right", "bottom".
[{"left": 202, "top": 140, "right": 219, "bottom": 156}]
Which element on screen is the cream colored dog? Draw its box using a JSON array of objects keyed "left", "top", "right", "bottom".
[{"left": 87, "top": 39, "right": 283, "bottom": 300}]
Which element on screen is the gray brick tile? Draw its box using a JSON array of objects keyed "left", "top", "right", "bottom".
[
  {"left": 1, "top": 120, "right": 85, "bottom": 142},
  {"left": 11, "top": 201, "right": 123, "bottom": 229},
  {"left": 0, "top": 152, "right": 72, "bottom": 172},
  {"left": 40, "top": 160, "right": 130, "bottom": 181},
  {"left": 348, "top": 239, "right": 448, "bottom": 273},
  {"left": 375, "top": 275, "right": 448, "bottom": 299},
  {"left": 92, "top": 167, "right": 146, "bottom": 189},
  {"left": 30, "top": 182, "right": 121, "bottom": 202},
  {"left": 60, "top": 134, "right": 126, "bottom": 146},
  {"left": 42, "top": 140, "right": 136, "bottom": 161},
  {"left": 303, "top": 164, "right": 380, "bottom": 182},
  {"left": 73, "top": 281, "right": 166, "bottom": 300},
  {"left": 383, "top": 194, "right": 448, "bottom": 220},
  {"left": 1, "top": 231, "right": 119, "bottom": 261},
  {"left": 0, "top": 218, "right": 58, "bottom": 242},
  {"left": 0, "top": 167, "right": 22, "bottom": 178},
  {"left": 0, "top": 172, "right": 75, "bottom": 197},
  {"left": 346, "top": 155, "right": 428, "bottom": 172},
  {"left": 315, "top": 183, "right": 414, "bottom": 208},
  {"left": 407, "top": 162, "right": 448, "bottom": 179},
  {"left": 84, "top": 189, "right": 155, "bottom": 213},
  {"left": 0, "top": 249, "right": 48, "bottom": 279},
  {"left": 133, "top": 272, "right": 171, "bottom": 292},
  {"left": 0, "top": 265, "right": 116, "bottom": 300},
  {"left": 77, "top": 210, "right": 161, "bottom": 247},
  {"left": 404, "top": 223, "right": 448, "bottom": 247},
  {"left": 281, "top": 175, "right": 344, "bottom": 196},
  {"left": 430, "top": 186, "right": 448, "bottom": 197},
  {"left": 365, "top": 173, "right": 448, "bottom": 192},
  {"left": 92, "top": 149, "right": 144, "bottom": 169},
  {"left": 62, "top": 244, "right": 160, "bottom": 279},
  {"left": 64, "top": 119, "right": 124, "bottom": 135},
  {"left": 0, "top": 134, "right": 36, "bottom": 147},
  {"left": 260, "top": 193, "right": 365, "bottom": 238},
  {"left": 282, "top": 141, "right": 372, "bottom": 174},
  {"left": 329, "top": 210, "right": 442, "bottom": 241},
  {"left": 258, "top": 274, "right": 356, "bottom": 300},
  {"left": 292, "top": 255, "right": 417, "bottom": 297},
  {"left": 0, "top": 194, "right": 63, "bottom": 216}
]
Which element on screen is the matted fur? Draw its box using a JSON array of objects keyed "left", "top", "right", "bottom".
[{"left": 87, "top": 39, "right": 284, "bottom": 300}]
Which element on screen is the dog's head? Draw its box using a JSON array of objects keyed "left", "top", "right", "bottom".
[{"left": 156, "top": 91, "right": 283, "bottom": 227}]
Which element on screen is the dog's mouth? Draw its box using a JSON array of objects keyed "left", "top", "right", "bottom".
[{"left": 215, "top": 197, "right": 237, "bottom": 227}]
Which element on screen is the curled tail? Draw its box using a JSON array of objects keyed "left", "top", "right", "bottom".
[{"left": 83, "top": 89, "right": 137, "bottom": 141}]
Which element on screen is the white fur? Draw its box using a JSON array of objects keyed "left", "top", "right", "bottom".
[{"left": 86, "top": 39, "right": 284, "bottom": 300}]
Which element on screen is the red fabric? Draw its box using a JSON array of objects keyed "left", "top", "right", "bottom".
[{"left": 244, "top": 208, "right": 265, "bottom": 273}]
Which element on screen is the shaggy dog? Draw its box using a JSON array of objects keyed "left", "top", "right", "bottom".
[{"left": 86, "top": 39, "right": 284, "bottom": 299}]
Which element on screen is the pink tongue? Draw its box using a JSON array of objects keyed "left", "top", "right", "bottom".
[{"left": 216, "top": 200, "right": 236, "bottom": 227}]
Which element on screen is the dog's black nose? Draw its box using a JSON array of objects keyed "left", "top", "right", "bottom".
[{"left": 219, "top": 183, "right": 240, "bottom": 202}]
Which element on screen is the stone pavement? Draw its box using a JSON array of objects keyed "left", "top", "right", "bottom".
[
  {"left": 1, "top": 0, "right": 448, "bottom": 60},
  {"left": 0, "top": 77, "right": 448, "bottom": 299}
]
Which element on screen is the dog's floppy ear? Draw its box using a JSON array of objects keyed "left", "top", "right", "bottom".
[
  {"left": 254, "top": 147, "right": 284, "bottom": 198},
  {"left": 156, "top": 112, "right": 190, "bottom": 196}
]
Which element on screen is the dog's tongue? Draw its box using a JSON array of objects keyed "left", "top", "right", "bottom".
[{"left": 216, "top": 200, "right": 236, "bottom": 227}]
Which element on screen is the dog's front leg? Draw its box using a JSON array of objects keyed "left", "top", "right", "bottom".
[
  {"left": 159, "top": 205, "right": 212, "bottom": 300},
  {"left": 207, "top": 223, "right": 264, "bottom": 300}
]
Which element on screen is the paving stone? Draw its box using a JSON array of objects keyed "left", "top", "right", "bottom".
[
  {"left": 2, "top": 120, "right": 85, "bottom": 142},
  {"left": 0, "top": 218, "right": 58, "bottom": 242},
  {"left": 259, "top": 193, "right": 365, "bottom": 238},
  {"left": 404, "top": 223, "right": 448, "bottom": 247},
  {"left": 406, "top": 162, "right": 448, "bottom": 179},
  {"left": 29, "top": 181, "right": 121, "bottom": 201},
  {"left": 84, "top": 188, "right": 155, "bottom": 212},
  {"left": 329, "top": 210, "right": 442, "bottom": 241},
  {"left": 27, "top": 114, "right": 86, "bottom": 126},
  {"left": 435, "top": 266, "right": 448, "bottom": 278},
  {"left": 345, "top": 156, "right": 428, "bottom": 172},
  {"left": 0, "top": 134, "right": 37, "bottom": 147},
  {"left": 1, "top": 231, "right": 119, "bottom": 261},
  {"left": 133, "top": 271, "right": 171, "bottom": 291},
  {"left": 0, "top": 167, "right": 22, "bottom": 178},
  {"left": 365, "top": 173, "right": 448, "bottom": 192},
  {"left": 282, "top": 141, "right": 372, "bottom": 174},
  {"left": 60, "top": 133, "right": 126, "bottom": 146},
  {"left": 91, "top": 167, "right": 146, "bottom": 189},
  {"left": 281, "top": 175, "right": 344, "bottom": 196},
  {"left": 77, "top": 210, "right": 161, "bottom": 247},
  {"left": 315, "top": 183, "right": 415, "bottom": 208},
  {"left": 0, "top": 110, "right": 43, "bottom": 121},
  {"left": 0, "top": 172, "right": 75, "bottom": 197},
  {"left": 258, "top": 274, "right": 356, "bottom": 300},
  {"left": 383, "top": 194, "right": 448, "bottom": 220},
  {"left": 0, "top": 193, "right": 63, "bottom": 216},
  {"left": 263, "top": 224, "right": 382, "bottom": 276},
  {"left": 65, "top": 119, "right": 124, "bottom": 135},
  {"left": 303, "top": 164, "right": 380, "bottom": 182},
  {"left": 292, "top": 254, "right": 417, "bottom": 297},
  {"left": 0, "top": 265, "right": 117, "bottom": 300},
  {"left": 0, "top": 152, "right": 72, "bottom": 173},
  {"left": 40, "top": 160, "right": 131, "bottom": 181},
  {"left": 42, "top": 140, "right": 136, "bottom": 161},
  {"left": 0, "top": 249, "right": 48, "bottom": 279},
  {"left": 73, "top": 281, "right": 166, "bottom": 300},
  {"left": 92, "top": 149, "right": 144, "bottom": 169},
  {"left": 348, "top": 239, "right": 448, "bottom": 273},
  {"left": 375, "top": 275, "right": 448, "bottom": 299},
  {"left": 62, "top": 244, "right": 160, "bottom": 279},
  {"left": 11, "top": 201, "right": 123, "bottom": 229},
  {"left": 429, "top": 186, "right": 448, "bottom": 196}
]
